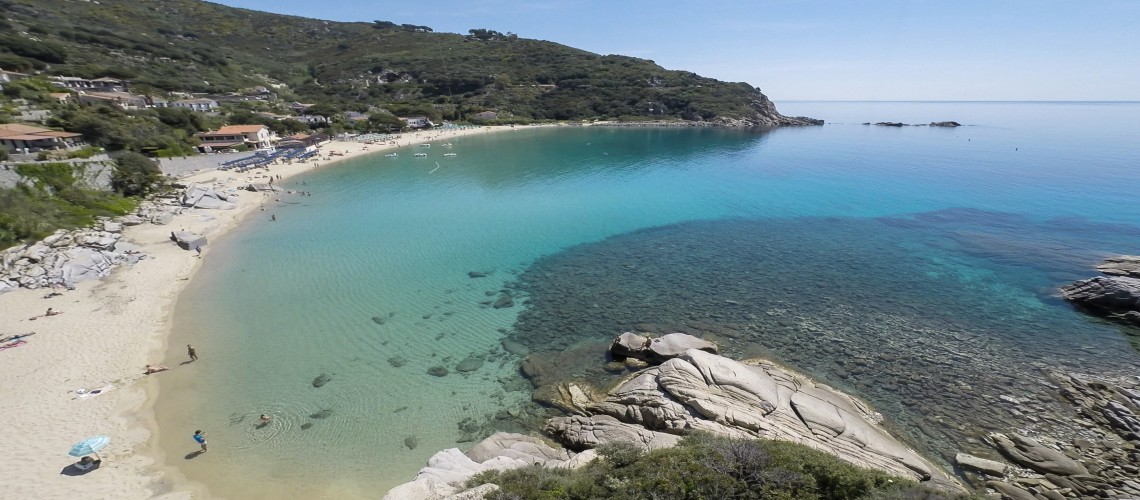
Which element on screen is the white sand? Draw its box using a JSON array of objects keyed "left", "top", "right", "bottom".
[{"left": 0, "top": 126, "right": 506, "bottom": 499}]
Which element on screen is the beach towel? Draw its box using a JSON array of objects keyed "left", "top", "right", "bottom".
[
  {"left": 0, "top": 340, "right": 27, "bottom": 351},
  {"left": 76, "top": 384, "right": 115, "bottom": 399}
]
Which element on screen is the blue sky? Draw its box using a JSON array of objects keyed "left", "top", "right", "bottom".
[{"left": 213, "top": 0, "right": 1138, "bottom": 101}]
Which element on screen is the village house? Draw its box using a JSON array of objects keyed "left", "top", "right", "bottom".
[
  {"left": 50, "top": 76, "right": 126, "bottom": 92},
  {"left": 344, "top": 111, "right": 370, "bottom": 122},
  {"left": 0, "top": 123, "right": 85, "bottom": 154},
  {"left": 0, "top": 68, "right": 30, "bottom": 89},
  {"left": 172, "top": 98, "right": 220, "bottom": 112},
  {"left": 76, "top": 91, "right": 150, "bottom": 110},
  {"left": 276, "top": 132, "right": 328, "bottom": 149},
  {"left": 295, "top": 115, "right": 329, "bottom": 125},
  {"left": 401, "top": 116, "right": 434, "bottom": 129},
  {"left": 195, "top": 125, "right": 275, "bottom": 152}
]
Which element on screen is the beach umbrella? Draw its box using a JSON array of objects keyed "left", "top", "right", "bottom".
[{"left": 68, "top": 435, "right": 110, "bottom": 460}]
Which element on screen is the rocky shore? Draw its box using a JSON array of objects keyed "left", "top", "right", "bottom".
[
  {"left": 0, "top": 182, "right": 255, "bottom": 294},
  {"left": 966, "top": 372, "right": 1140, "bottom": 499},
  {"left": 1061, "top": 255, "right": 1140, "bottom": 327},
  {"left": 385, "top": 333, "right": 963, "bottom": 498}
]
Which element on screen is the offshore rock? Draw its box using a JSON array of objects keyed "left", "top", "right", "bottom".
[{"left": 929, "top": 121, "right": 962, "bottom": 127}]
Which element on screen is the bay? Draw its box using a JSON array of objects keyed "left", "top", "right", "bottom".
[{"left": 156, "top": 102, "right": 1140, "bottom": 498}]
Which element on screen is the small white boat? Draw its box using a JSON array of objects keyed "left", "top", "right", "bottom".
[
  {"left": 419, "top": 143, "right": 431, "bottom": 148},
  {"left": 385, "top": 153, "right": 398, "bottom": 157},
  {"left": 442, "top": 153, "right": 457, "bottom": 157},
  {"left": 413, "top": 153, "right": 428, "bottom": 157}
]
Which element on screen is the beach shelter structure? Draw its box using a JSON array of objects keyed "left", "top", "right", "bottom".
[{"left": 68, "top": 435, "right": 110, "bottom": 460}]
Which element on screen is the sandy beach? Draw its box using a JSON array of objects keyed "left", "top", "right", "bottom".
[{"left": 0, "top": 126, "right": 504, "bottom": 499}]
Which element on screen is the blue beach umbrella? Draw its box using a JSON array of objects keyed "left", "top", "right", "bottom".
[{"left": 68, "top": 435, "right": 110, "bottom": 460}]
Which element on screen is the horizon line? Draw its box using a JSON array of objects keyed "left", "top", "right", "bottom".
[{"left": 777, "top": 100, "right": 1140, "bottom": 103}]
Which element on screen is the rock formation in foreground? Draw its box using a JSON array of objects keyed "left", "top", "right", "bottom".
[
  {"left": 1061, "top": 255, "right": 1140, "bottom": 327},
  {"left": 385, "top": 333, "right": 963, "bottom": 498}
]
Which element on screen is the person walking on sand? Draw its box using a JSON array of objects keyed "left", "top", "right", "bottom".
[
  {"left": 193, "top": 430, "right": 207, "bottom": 452},
  {"left": 187, "top": 344, "right": 198, "bottom": 362}
]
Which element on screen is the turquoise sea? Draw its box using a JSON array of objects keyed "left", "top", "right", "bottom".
[{"left": 155, "top": 102, "right": 1140, "bottom": 498}]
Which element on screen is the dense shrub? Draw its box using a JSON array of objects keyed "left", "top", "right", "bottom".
[
  {"left": 1, "top": 162, "right": 136, "bottom": 249},
  {"left": 111, "top": 152, "right": 163, "bottom": 197}
]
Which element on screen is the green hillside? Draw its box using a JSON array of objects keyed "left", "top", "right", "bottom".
[{"left": 0, "top": 0, "right": 818, "bottom": 125}]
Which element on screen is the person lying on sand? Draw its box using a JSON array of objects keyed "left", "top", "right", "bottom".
[
  {"left": 29, "top": 308, "right": 63, "bottom": 320},
  {"left": 144, "top": 364, "right": 170, "bottom": 375}
]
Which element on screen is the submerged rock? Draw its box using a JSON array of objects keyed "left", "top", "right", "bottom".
[
  {"left": 468, "top": 271, "right": 489, "bottom": 278},
  {"left": 492, "top": 294, "right": 514, "bottom": 309},
  {"left": 372, "top": 316, "right": 386, "bottom": 325},
  {"left": 404, "top": 436, "right": 419, "bottom": 450},
  {"left": 300, "top": 422, "right": 313, "bottom": 430},
  {"left": 455, "top": 356, "right": 485, "bottom": 373},
  {"left": 309, "top": 409, "right": 333, "bottom": 419},
  {"left": 427, "top": 365, "right": 449, "bottom": 377},
  {"left": 312, "top": 373, "right": 331, "bottom": 388},
  {"left": 388, "top": 356, "right": 407, "bottom": 368}
]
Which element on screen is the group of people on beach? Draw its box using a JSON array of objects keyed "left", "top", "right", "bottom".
[{"left": 144, "top": 344, "right": 274, "bottom": 455}]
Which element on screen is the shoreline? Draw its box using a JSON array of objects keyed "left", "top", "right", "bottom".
[{"left": 0, "top": 125, "right": 509, "bottom": 499}]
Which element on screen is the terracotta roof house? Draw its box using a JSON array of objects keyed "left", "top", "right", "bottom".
[
  {"left": 0, "top": 123, "right": 85, "bottom": 154},
  {"left": 195, "top": 125, "right": 274, "bottom": 152}
]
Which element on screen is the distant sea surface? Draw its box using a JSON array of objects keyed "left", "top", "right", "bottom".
[{"left": 156, "top": 102, "right": 1140, "bottom": 498}]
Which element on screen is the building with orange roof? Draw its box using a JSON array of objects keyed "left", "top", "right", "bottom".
[
  {"left": 195, "top": 125, "right": 274, "bottom": 152},
  {"left": 0, "top": 123, "right": 85, "bottom": 154}
]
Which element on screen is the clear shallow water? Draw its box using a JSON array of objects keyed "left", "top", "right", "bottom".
[{"left": 157, "top": 102, "right": 1140, "bottom": 498}]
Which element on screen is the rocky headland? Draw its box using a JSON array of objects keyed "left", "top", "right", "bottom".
[{"left": 385, "top": 333, "right": 964, "bottom": 498}]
